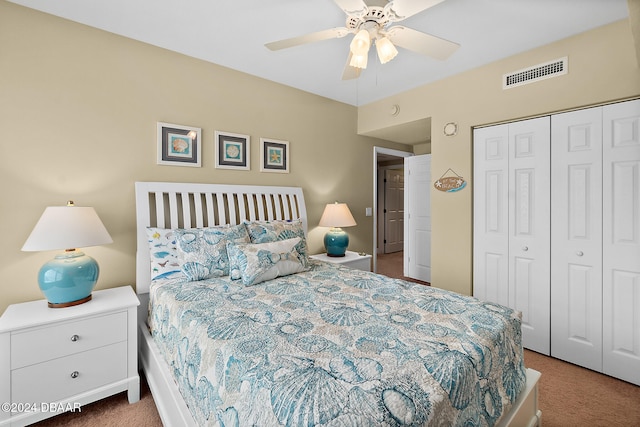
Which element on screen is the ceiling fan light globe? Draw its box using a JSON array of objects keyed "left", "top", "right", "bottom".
[
  {"left": 349, "top": 52, "right": 368, "bottom": 69},
  {"left": 376, "top": 37, "right": 398, "bottom": 64},
  {"left": 349, "top": 29, "right": 370, "bottom": 55}
]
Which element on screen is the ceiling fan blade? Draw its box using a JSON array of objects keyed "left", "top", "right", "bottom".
[
  {"left": 386, "top": 26, "right": 459, "bottom": 60},
  {"left": 342, "top": 52, "right": 362, "bottom": 80},
  {"left": 265, "top": 27, "right": 351, "bottom": 51},
  {"left": 387, "top": 0, "right": 445, "bottom": 21},
  {"left": 333, "top": 0, "right": 368, "bottom": 17}
]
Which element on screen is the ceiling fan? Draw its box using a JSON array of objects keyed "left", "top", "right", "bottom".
[{"left": 265, "top": 0, "right": 460, "bottom": 80}]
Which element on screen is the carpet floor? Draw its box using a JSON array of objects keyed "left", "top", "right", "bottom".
[{"left": 30, "top": 252, "right": 640, "bottom": 426}]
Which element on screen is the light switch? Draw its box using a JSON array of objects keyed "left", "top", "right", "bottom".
[{"left": 365, "top": 207, "right": 372, "bottom": 217}]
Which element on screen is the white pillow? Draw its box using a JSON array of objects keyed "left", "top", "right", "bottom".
[{"left": 146, "top": 227, "right": 181, "bottom": 281}]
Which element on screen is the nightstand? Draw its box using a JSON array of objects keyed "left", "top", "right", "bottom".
[
  {"left": 310, "top": 250, "right": 372, "bottom": 272},
  {"left": 0, "top": 286, "right": 140, "bottom": 426}
]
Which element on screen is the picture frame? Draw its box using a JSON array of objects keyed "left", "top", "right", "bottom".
[
  {"left": 260, "top": 138, "right": 289, "bottom": 173},
  {"left": 157, "top": 122, "right": 202, "bottom": 167},
  {"left": 215, "top": 131, "right": 250, "bottom": 170}
]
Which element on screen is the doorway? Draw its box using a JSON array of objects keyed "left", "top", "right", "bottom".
[
  {"left": 372, "top": 146, "right": 412, "bottom": 273},
  {"left": 383, "top": 168, "right": 404, "bottom": 254}
]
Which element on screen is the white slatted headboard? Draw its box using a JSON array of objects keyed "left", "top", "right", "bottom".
[{"left": 135, "top": 182, "right": 307, "bottom": 294}]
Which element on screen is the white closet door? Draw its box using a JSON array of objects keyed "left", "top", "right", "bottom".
[
  {"left": 474, "top": 119, "right": 550, "bottom": 354},
  {"left": 551, "top": 107, "right": 603, "bottom": 371},
  {"left": 508, "top": 117, "right": 551, "bottom": 355},
  {"left": 473, "top": 124, "right": 510, "bottom": 307},
  {"left": 602, "top": 99, "right": 640, "bottom": 386}
]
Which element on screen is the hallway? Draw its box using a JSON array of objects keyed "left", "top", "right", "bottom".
[{"left": 376, "top": 251, "right": 430, "bottom": 285}]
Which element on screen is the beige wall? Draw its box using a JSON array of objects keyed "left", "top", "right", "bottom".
[
  {"left": 359, "top": 19, "right": 640, "bottom": 296},
  {"left": 0, "top": 2, "right": 410, "bottom": 313}
]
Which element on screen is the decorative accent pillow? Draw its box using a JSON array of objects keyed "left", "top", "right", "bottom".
[
  {"left": 227, "top": 237, "right": 309, "bottom": 286},
  {"left": 244, "top": 219, "right": 309, "bottom": 267},
  {"left": 175, "top": 224, "right": 250, "bottom": 281},
  {"left": 146, "top": 227, "right": 181, "bottom": 281}
]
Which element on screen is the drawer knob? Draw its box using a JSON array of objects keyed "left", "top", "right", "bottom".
[
  {"left": 522, "top": 246, "right": 529, "bottom": 252},
  {"left": 576, "top": 251, "right": 584, "bottom": 257},
  {"left": 70, "top": 334, "right": 80, "bottom": 342},
  {"left": 70, "top": 371, "right": 79, "bottom": 379}
]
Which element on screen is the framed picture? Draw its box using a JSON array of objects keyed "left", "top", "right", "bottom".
[
  {"left": 260, "top": 138, "right": 289, "bottom": 173},
  {"left": 158, "top": 122, "right": 202, "bottom": 168},
  {"left": 157, "top": 122, "right": 201, "bottom": 167},
  {"left": 215, "top": 131, "right": 250, "bottom": 170}
]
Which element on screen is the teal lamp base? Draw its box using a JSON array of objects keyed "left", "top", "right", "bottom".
[
  {"left": 324, "top": 227, "right": 349, "bottom": 257},
  {"left": 38, "top": 250, "right": 99, "bottom": 308}
]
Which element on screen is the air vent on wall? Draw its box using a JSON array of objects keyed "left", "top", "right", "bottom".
[{"left": 503, "top": 57, "right": 568, "bottom": 89}]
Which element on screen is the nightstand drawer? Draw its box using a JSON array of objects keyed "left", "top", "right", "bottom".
[
  {"left": 11, "top": 311, "right": 127, "bottom": 369},
  {"left": 11, "top": 341, "right": 128, "bottom": 406}
]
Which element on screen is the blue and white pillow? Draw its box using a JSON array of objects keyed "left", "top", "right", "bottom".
[
  {"left": 244, "top": 219, "right": 309, "bottom": 267},
  {"left": 146, "top": 227, "right": 182, "bottom": 281},
  {"left": 175, "top": 224, "right": 249, "bottom": 281},
  {"left": 227, "top": 237, "right": 309, "bottom": 286}
]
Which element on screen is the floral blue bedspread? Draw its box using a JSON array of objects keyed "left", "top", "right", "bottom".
[{"left": 148, "top": 260, "right": 526, "bottom": 426}]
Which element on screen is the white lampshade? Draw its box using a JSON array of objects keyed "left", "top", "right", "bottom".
[
  {"left": 349, "top": 52, "right": 368, "bottom": 69},
  {"left": 319, "top": 203, "right": 357, "bottom": 228},
  {"left": 22, "top": 202, "right": 113, "bottom": 252},
  {"left": 350, "top": 29, "right": 370, "bottom": 56},
  {"left": 376, "top": 36, "right": 398, "bottom": 64}
]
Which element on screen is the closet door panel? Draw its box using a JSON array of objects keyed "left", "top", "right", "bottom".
[
  {"left": 550, "top": 108, "right": 603, "bottom": 371},
  {"left": 602, "top": 99, "right": 640, "bottom": 385},
  {"left": 473, "top": 125, "right": 509, "bottom": 306},
  {"left": 508, "top": 117, "right": 551, "bottom": 355}
]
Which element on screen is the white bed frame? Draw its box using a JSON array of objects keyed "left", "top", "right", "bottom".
[{"left": 134, "top": 181, "right": 541, "bottom": 427}]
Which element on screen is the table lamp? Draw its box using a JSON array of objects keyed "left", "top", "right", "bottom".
[
  {"left": 22, "top": 201, "right": 113, "bottom": 308},
  {"left": 318, "top": 202, "right": 357, "bottom": 257}
]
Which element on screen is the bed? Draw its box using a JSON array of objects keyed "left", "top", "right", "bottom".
[{"left": 135, "top": 181, "right": 541, "bottom": 426}]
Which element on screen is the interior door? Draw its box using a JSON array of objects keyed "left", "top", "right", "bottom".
[
  {"left": 473, "top": 124, "right": 510, "bottom": 307},
  {"left": 473, "top": 118, "right": 551, "bottom": 355},
  {"left": 384, "top": 169, "right": 404, "bottom": 253},
  {"left": 551, "top": 107, "right": 603, "bottom": 371},
  {"left": 508, "top": 117, "right": 551, "bottom": 355},
  {"left": 404, "top": 154, "right": 431, "bottom": 282},
  {"left": 602, "top": 99, "right": 640, "bottom": 385}
]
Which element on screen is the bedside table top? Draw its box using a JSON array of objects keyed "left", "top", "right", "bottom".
[
  {"left": 0, "top": 286, "right": 139, "bottom": 333},
  {"left": 310, "top": 251, "right": 371, "bottom": 263}
]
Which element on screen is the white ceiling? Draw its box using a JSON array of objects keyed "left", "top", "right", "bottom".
[{"left": 9, "top": 0, "right": 630, "bottom": 107}]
